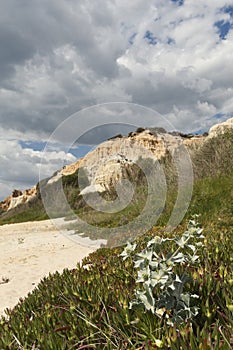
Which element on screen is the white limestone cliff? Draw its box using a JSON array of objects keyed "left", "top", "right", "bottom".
[{"left": 1, "top": 117, "right": 232, "bottom": 212}]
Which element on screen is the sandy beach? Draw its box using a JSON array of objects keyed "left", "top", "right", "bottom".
[{"left": 0, "top": 219, "right": 98, "bottom": 317}]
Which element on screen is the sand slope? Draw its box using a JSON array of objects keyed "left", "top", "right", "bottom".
[{"left": 0, "top": 219, "right": 96, "bottom": 317}]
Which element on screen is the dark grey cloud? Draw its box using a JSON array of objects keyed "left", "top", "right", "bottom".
[
  {"left": 0, "top": 25, "right": 34, "bottom": 82},
  {"left": 0, "top": 0, "right": 122, "bottom": 82},
  {"left": 77, "top": 123, "right": 136, "bottom": 144},
  {"left": 0, "top": 0, "right": 129, "bottom": 136}
]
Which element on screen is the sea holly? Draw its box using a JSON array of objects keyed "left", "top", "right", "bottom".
[
  {"left": 120, "top": 241, "right": 136, "bottom": 261},
  {"left": 131, "top": 286, "right": 155, "bottom": 313},
  {"left": 136, "top": 265, "right": 151, "bottom": 283},
  {"left": 120, "top": 216, "right": 205, "bottom": 326},
  {"left": 134, "top": 248, "right": 153, "bottom": 268}
]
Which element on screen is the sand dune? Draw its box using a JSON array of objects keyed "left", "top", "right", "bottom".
[{"left": 0, "top": 219, "right": 97, "bottom": 317}]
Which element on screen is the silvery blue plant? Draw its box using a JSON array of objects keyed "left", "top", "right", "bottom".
[{"left": 120, "top": 215, "right": 205, "bottom": 326}]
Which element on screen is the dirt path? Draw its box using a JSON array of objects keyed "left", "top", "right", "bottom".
[{"left": 0, "top": 219, "right": 97, "bottom": 317}]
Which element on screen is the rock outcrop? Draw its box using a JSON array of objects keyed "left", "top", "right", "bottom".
[
  {"left": 47, "top": 159, "right": 83, "bottom": 185},
  {"left": 78, "top": 129, "right": 209, "bottom": 194},
  {"left": 79, "top": 131, "right": 185, "bottom": 193},
  {"left": 208, "top": 117, "right": 233, "bottom": 138},
  {"left": 0, "top": 187, "right": 37, "bottom": 212}
]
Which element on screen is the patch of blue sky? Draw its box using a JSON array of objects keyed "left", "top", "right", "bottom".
[
  {"left": 167, "top": 37, "right": 175, "bottom": 45},
  {"left": 215, "top": 20, "right": 232, "bottom": 39},
  {"left": 213, "top": 113, "right": 225, "bottom": 120},
  {"left": 215, "top": 5, "right": 233, "bottom": 40},
  {"left": 19, "top": 140, "right": 47, "bottom": 152},
  {"left": 193, "top": 114, "right": 233, "bottom": 135},
  {"left": 19, "top": 140, "right": 94, "bottom": 160},
  {"left": 128, "top": 32, "right": 137, "bottom": 45},
  {"left": 144, "top": 30, "right": 157, "bottom": 45},
  {"left": 69, "top": 144, "right": 95, "bottom": 158},
  {"left": 223, "top": 5, "right": 233, "bottom": 17},
  {"left": 171, "top": 0, "right": 184, "bottom": 6},
  {"left": 210, "top": 113, "right": 233, "bottom": 125}
]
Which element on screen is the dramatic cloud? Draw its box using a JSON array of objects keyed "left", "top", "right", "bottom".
[{"left": 0, "top": 0, "right": 233, "bottom": 197}]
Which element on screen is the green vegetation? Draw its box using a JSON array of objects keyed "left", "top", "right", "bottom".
[
  {"left": 0, "top": 220, "right": 232, "bottom": 348},
  {"left": 0, "top": 199, "right": 48, "bottom": 225},
  {"left": 0, "top": 131, "right": 233, "bottom": 348},
  {"left": 188, "top": 174, "right": 233, "bottom": 227}
]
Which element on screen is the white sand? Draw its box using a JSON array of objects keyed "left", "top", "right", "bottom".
[{"left": 0, "top": 219, "right": 97, "bottom": 317}]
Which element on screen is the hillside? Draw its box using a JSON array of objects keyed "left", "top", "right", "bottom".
[
  {"left": 1, "top": 118, "right": 233, "bottom": 233},
  {"left": 0, "top": 119, "right": 233, "bottom": 348}
]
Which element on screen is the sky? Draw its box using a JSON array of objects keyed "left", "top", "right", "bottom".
[{"left": 1, "top": 0, "right": 233, "bottom": 200}]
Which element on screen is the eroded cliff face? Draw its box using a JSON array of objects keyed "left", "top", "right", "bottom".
[
  {"left": 78, "top": 129, "right": 207, "bottom": 194},
  {"left": 1, "top": 118, "right": 232, "bottom": 213},
  {"left": 208, "top": 117, "right": 233, "bottom": 138},
  {"left": 0, "top": 187, "right": 37, "bottom": 212}
]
